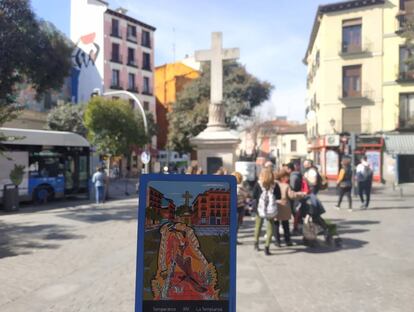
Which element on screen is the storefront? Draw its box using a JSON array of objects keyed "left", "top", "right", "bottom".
[
  {"left": 308, "top": 134, "right": 383, "bottom": 182},
  {"left": 384, "top": 134, "right": 414, "bottom": 184}
]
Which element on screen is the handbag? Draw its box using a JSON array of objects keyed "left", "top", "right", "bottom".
[{"left": 303, "top": 215, "right": 317, "bottom": 241}]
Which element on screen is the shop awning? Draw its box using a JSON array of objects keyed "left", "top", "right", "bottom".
[{"left": 384, "top": 134, "right": 414, "bottom": 155}]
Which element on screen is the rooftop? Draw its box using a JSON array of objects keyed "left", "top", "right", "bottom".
[
  {"left": 106, "top": 8, "right": 156, "bottom": 31},
  {"left": 303, "top": 0, "right": 385, "bottom": 64}
]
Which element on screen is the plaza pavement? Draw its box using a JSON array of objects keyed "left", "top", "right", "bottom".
[{"left": 0, "top": 185, "right": 414, "bottom": 311}]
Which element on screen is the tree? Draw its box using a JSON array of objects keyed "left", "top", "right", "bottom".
[
  {"left": 47, "top": 103, "right": 87, "bottom": 137},
  {"left": 0, "top": 0, "right": 73, "bottom": 120},
  {"left": 84, "top": 97, "right": 156, "bottom": 157},
  {"left": 167, "top": 61, "right": 273, "bottom": 153}
]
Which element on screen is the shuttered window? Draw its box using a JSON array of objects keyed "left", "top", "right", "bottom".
[{"left": 342, "top": 108, "right": 361, "bottom": 133}]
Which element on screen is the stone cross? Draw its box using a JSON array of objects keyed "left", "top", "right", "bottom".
[
  {"left": 195, "top": 32, "right": 240, "bottom": 128},
  {"left": 182, "top": 191, "right": 193, "bottom": 207}
]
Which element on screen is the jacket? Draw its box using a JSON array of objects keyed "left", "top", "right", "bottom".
[{"left": 276, "top": 182, "right": 304, "bottom": 221}]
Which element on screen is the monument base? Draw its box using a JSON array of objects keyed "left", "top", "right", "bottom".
[{"left": 190, "top": 126, "right": 240, "bottom": 174}]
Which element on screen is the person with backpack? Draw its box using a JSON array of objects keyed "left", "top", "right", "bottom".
[
  {"left": 356, "top": 156, "right": 373, "bottom": 209},
  {"left": 274, "top": 169, "right": 305, "bottom": 247},
  {"left": 336, "top": 157, "right": 353, "bottom": 211},
  {"left": 252, "top": 168, "right": 281, "bottom": 256},
  {"left": 301, "top": 160, "right": 331, "bottom": 243}
]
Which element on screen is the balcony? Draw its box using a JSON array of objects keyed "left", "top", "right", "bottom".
[
  {"left": 142, "top": 64, "right": 152, "bottom": 72},
  {"left": 110, "top": 30, "right": 122, "bottom": 39},
  {"left": 127, "top": 86, "right": 139, "bottom": 93},
  {"left": 396, "top": 13, "right": 414, "bottom": 33},
  {"left": 127, "top": 34, "right": 137, "bottom": 43},
  {"left": 338, "top": 40, "right": 372, "bottom": 58},
  {"left": 338, "top": 84, "right": 375, "bottom": 105},
  {"left": 127, "top": 59, "right": 138, "bottom": 68},
  {"left": 110, "top": 82, "right": 123, "bottom": 90},
  {"left": 110, "top": 54, "right": 123, "bottom": 64},
  {"left": 142, "top": 90, "right": 153, "bottom": 96},
  {"left": 396, "top": 70, "right": 414, "bottom": 83}
]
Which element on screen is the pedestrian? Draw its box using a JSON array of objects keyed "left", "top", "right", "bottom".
[
  {"left": 289, "top": 162, "right": 303, "bottom": 235},
  {"left": 336, "top": 157, "right": 353, "bottom": 210},
  {"left": 274, "top": 169, "right": 305, "bottom": 247},
  {"left": 92, "top": 166, "right": 105, "bottom": 204},
  {"left": 302, "top": 159, "right": 331, "bottom": 242},
  {"left": 252, "top": 168, "right": 281, "bottom": 256},
  {"left": 232, "top": 171, "right": 249, "bottom": 244},
  {"left": 356, "top": 156, "right": 373, "bottom": 209}
]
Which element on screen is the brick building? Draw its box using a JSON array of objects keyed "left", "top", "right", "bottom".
[{"left": 192, "top": 189, "right": 230, "bottom": 226}]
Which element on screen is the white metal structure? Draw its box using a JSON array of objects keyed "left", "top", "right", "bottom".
[{"left": 0, "top": 128, "right": 90, "bottom": 147}]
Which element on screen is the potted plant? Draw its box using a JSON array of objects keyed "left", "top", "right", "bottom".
[{"left": 4, "top": 164, "right": 25, "bottom": 211}]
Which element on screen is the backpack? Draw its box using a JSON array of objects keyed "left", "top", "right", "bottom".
[
  {"left": 290, "top": 172, "right": 302, "bottom": 192},
  {"left": 257, "top": 186, "right": 278, "bottom": 219}
]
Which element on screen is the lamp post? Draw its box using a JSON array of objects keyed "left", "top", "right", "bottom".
[
  {"left": 329, "top": 118, "right": 336, "bottom": 134},
  {"left": 92, "top": 89, "right": 150, "bottom": 174}
]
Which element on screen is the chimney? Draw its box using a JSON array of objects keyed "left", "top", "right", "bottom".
[{"left": 116, "top": 7, "right": 128, "bottom": 15}]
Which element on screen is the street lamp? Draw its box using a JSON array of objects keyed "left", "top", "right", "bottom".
[
  {"left": 91, "top": 88, "right": 150, "bottom": 174},
  {"left": 329, "top": 118, "right": 336, "bottom": 134}
]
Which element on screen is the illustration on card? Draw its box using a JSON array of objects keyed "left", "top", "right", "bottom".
[{"left": 143, "top": 181, "right": 231, "bottom": 301}]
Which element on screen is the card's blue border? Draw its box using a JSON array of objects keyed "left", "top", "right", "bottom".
[{"left": 134, "top": 174, "right": 237, "bottom": 312}]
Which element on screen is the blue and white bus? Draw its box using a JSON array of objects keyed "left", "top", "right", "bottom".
[{"left": 0, "top": 128, "right": 90, "bottom": 203}]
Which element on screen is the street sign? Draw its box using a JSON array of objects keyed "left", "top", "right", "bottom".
[
  {"left": 140, "top": 151, "right": 151, "bottom": 164},
  {"left": 135, "top": 174, "right": 237, "bottom": 312}
]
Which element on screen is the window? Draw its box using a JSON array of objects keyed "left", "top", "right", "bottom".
[
  {"left": 111, "top": 19, "right": 120, "bottom": 37},
  {"left": 143, "top": 52, "right": 151, "bottom": 70},
  {"left": 111, "top": 43, "right": 121, "bottom": 63},
  {"left": 399, "top": 93, "right": 414, "bottom": 129},
  {"left": 343, "top": 65, "right": 361, "bottom": 98},
  {"left": 128, "top": 73, "right": 136, "bottom": 91},
  {"left": 111, "top": 70, "right": 120, "bottom": 88},
  {"left": 143, "top": 77, "right": 150, "bottom": 94},
  {"left": 342, "top": 19, "right": 362, "bottom": 53},
  {"left": 400, "top": 0, "right": 414, "bottom": 11},
  {"left": 128, "top": 48, "right": 135, "bottom": 66},
  {"left": 399, "top": 46, "right": 414, "bottom": 80},
  {"left": 143, "top": 101, "right": 149, "bottom": 110},
  {"left": 142, "top": 30, "right": 151, "bottom": 48},
  {"left": 290, "top": 140, "right": 297, "bottom": 152},
  {"left": 342, "top": 107, "right": 361, "bottom": 133},
  {"left": 129, "top": 99, "right": 135, "bottom": 109},
  {"left": 127, "top": 24, "right": 137, "bottom": 41}
]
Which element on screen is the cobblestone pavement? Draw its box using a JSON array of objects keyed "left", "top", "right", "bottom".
[{"left": 1, "top": 187, "right": 414, "bottom": 312}]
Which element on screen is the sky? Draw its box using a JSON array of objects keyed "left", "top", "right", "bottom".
[
  {"left": 148, "top": 181, "right": 229, "bottom": 207},
  {"left": 30, "top": 0, "right": 334, "bottom": 123}
]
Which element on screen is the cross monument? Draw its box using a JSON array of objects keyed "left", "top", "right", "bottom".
[
  {"left": 195, "top": 32, "right": 240, "bottom": 128},
  {"left": 182, "top": 191, "right": 193, "bottom": 207},
  {"left": 191, "top": 32, "right": 241, "bottom": 174}
]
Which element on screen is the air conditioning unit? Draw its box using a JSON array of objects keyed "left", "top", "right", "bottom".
[{"left": 325, "top": 135, "right": 340, "bottom": 147}]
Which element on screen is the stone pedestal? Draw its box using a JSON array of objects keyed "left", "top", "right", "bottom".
[{"left": 190, "top": 126, "right": 240, "bottom": 174}]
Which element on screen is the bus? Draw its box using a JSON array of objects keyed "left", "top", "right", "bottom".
[{"left": 0, "top": 128, "right": 90, "bottom": 203}]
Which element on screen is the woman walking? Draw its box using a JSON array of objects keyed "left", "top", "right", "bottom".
[
  {"left": 252, "top": 168, "right": 281, "bottom": 256},
  {"left": 92, "top": 166, "right": 105, "bottom": 204},
  {"left": 336, "top": 158, "right": 353, "bottom": 211},
  {"left": 274, "top": 170, "right": 305, "bottom": 247},
  {"left": 232, "top": 172, "right": 249, "bottom": 244}
]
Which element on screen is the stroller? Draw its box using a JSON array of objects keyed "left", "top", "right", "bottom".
[{"left": 299, "top": 196, "right": 342, "bottom": 247}]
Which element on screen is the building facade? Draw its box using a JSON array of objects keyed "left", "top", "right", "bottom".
[
  {"left": 70, "top": 0, "right": 156, "bottom": 119},
  {"left": 304, "top": 0, "right": 414, "bottom": 183},
  {"left": 192, "top": 189, "right": 230, "bottom": 226},
  {"left": 155, "top": 59, "right": 200, "bottom": 150}
]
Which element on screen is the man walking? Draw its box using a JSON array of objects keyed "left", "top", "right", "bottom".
[
  {"left": 356, "top": 156, "right": 373, "bottom": 209},
  {"left": 92, "top": 166, "right": 105, "bottom": 204}
]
